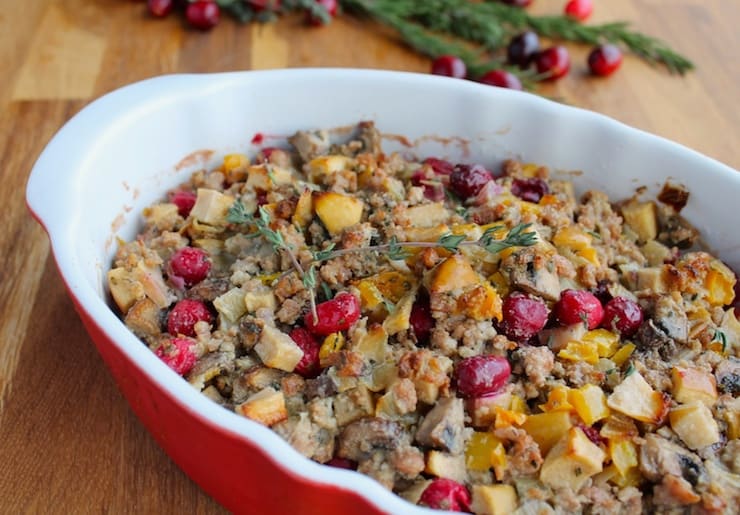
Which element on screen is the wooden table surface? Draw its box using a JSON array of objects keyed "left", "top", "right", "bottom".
[{"left": 0, "top": 0, "right": 737, "bottom": 512}]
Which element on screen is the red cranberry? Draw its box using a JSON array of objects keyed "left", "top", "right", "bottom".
[
  {"left": 455, "top": 355, "right": 511, "bottom": 398},
  {"left": 449, "top": 164, "right": 494, "bottom": 199},
  {"left": 565, "top": 0, "right": 593, "bottom": 21},
  {"left": 169, "top": 190, "right": 197, "bottom": 217},
  {"left": 554, "top": 289, "right": 604, "bottom": 329},
  {"left": 431, "top": 55, "right": 467, "bottom": 79},
  {"left": 536, "top": 46, "right": 571, "bottom": 80},
  {"left": 501, "top": 0, "right": 532, "bottom": 6},
  {"left": 511, "top": 177, "right": 549, "bottom": 203},
  {"left": 419, "top": 478, "right": 471, "bottom": 512},
  {"left": 588, "top": 44, "right": 624, "bottom": 77},
  {"left": 248, "top": 0, "right": 281, "bottom": 11},
  {"left": 411, "top": 170, "right": 445, "bottom": 201},
  {"left": 168, "top": 247, "right": 211, "bottom": 287},
  {"left": 325, "top": 457, "right": 356, "bottom": 470},
  {"left": 258, "top": 147, "right": 280, "bottom": 162},
  {"left": 155, "top": 338, "right": 197, "bottom": 376},
  {"left": 424, "top": 157, "right": 455, "bottom": 176},
  {"left": 290, "top": 327, "right": 321, "bottom": 378},
  {"left": 307, "top": 0, "right": 338, "bottom": 25},
  {"left": 578, "top": 424, "right": 606, "bottom": 445},
  {"left": 147, "top": 0, "right": 173, "bottom": 17},
  {"left": 479, "top": 69, "right": 523, "bottom": 90},
  {"left": 601, "top": 297, "right": 643, "bottom": 337},
  {"left": 251, "top": 133, "right": 264, "bottom": 145},
  {"left": 185, "top": 1, "right": 220, "bottom": 30},
  {"left": 410, "top": 293, "right": 434, "bottom": 345},
  {"left": 304, "top": 292, "right": 361, "bottom": 335},
  {"left": 498, "top": 292, "right": 549, "bottom": 341},
  {"left": 507, "top": 31, "right": 540, "bottom": 68},
  {"left": 167, "top": 299, "right": 212, "bottom": 337}
]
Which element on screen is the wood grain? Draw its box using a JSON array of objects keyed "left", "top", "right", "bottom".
[{"left": 0, "top": 0, "right": 737, "bottom": 512}]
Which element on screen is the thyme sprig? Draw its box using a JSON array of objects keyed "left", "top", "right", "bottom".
[{"left": 227, "top": 202, "right": 319, "bottom": 320}]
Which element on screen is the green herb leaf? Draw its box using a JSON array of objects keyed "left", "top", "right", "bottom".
[
  {"left": 479, "top": 222, "right": 537, "bottom": 254},
  {"left": 303, "top": 265, "right": 317, "bottom": 291},
  {"left": 226, "top": 200, "right": 252, "bottom": 224},
  {"left": 438, "top": 233, "right": 467, "bottom": 252},
  {"left": 314, "top": 243, "right": 337, "bottom": 262},
  {"left": 387, "top": 236, "right": 411, "bottom": 261},
  {"left": 713, "top": 328, "right": 728, "bottom": 353}
]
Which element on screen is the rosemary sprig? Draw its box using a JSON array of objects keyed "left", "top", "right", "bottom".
[{"left": 227, "top": 202, "right": 319, "bottom": 321}]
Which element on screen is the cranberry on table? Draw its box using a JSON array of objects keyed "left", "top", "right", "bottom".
[
  {"left": 449, "top": 164, "right": 494, "bottom": 199},
  {"left": 155, "top": 337, "right": 198, "bottom": 376},
  {"left": 554, "top": 289, "right": 604, "bottom": 329},
  {"left": 169, "top": 190, "right": 197, "bottom": 217},
  {"left": 536, "top": 46, "right": 571, "bottom": 80},
  {"left": 410, "top": 292, "right": 434, "bottom": 345},
  {"left": 290, "top": 327, "right": 321, "bottom": 378},
  {"left": 147, "top": 0, "right": 173, "bottom": 17},
  {"left": 507, "top": 31, "right": 540, "bottom": 68},
  {"left": 498, "top": 291, "right": 549, "bottom": 341},
  {"left": 601, "top": 296, "right": 643, "bottom": 336},
  {"left": 167, "top": 299, "right": 212, "bottom": 337},
  {"left": 185, "top": 1, "right": 220, "bottom": 30},
  {"left": 511, "top": 177, "right": 549, "bottom": 203},
  {"left": 479, "top": 69, "right": 523, "bottom": 90},
  {"left": 455, "top": 355, "right": 511, "bottom": 398},
  {"left": 307, "top": 0, "right": 338, "bottom": 26},
  {"left": 431, "top": 55, "right": 467, "bottom": 79},
  {"left": 168, "top": 247, "right": 211, "bottom": 287},
  {"left": 418, "top": 478, "right": 472, "bottom": 512},
  {"left": 304, "top": 291, "right": 361, "bottom": 335},
  {"left": 564, "top": 0, "right": 593, "bottom": 21},
  {"left": 588, "top": 44, "right": 624, "bottom": 76}
]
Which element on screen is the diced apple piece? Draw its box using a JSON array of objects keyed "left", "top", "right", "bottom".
[
  {"left": 235, "top": 387, "right": 287, "bottom": 427},
  {"left": 333, "top": 385, "right": 374, "bottom": 426},
  {"left": 672, "top": 366, "right": 718, "bottom": 406},
  {"left": 245, "top": 164, "right": 293, "bottom": 191},
  {"left": 522, "top": 411, "right": 573, "bottom": 455},
  {"left": 314, "top": 192, "right": 364, "bottom": 235},
  {"left": 429, "top": 254, "right": 479, "bottom": 293},
  {"left": 190, "top": 188, "right": 235, "bottom": 226},
  {"left": 108, "top": 267, "right": 145, "bottom": 313},
  {"left": 540, "top": 427, "right": 606, "bottom": 492},
  {"left": 468, "top": 391, "right": 513, "bottom": 428},
  {"left": 307, "top": 155, "right": 354, "bottom": 182},
  {"left": 608, "top": 438, "right": 638, "bottom": 476},
  {"left": 425, "top": 451, "right": 467, "bottom": 483},
  {"left": 633, "top": 267, "right": 668, "bottom": 294},
  {"left": 669, "top": 401, "right": 721, "bottom": 450},
  {"left": 124, "top": 298, "right": 162, "bottom": 338},
  {"left": 642, "top": 240, "right": 673, "bottom": 267},
  {"left": 719, "top": 308, "right": 740, "bottom": 354},
  {"left": 403, "top": 202, "right": 449, "bottom": 228},
  {"left": 621, "top": 200, "right": 657, "bottom": 243},
  {"left": 569, "top": 384, "right": 610, "bottom": 426},
  {"left": 244, "top": 289, "right": 277, "bottom": 313},
  {"left": 354, "top": 325, "right": 389, "bottom": 363},
  {"left": 254, "top": 325, "right": 304, "bottom": 372},
  {"left": 292, "top": 188, "right": 313, "bottom": 228},
  {"left": 538, "top": 323, "right": 587, "bottom": 351},
  {"left": 375, "top": 378, "right": 417, "bottom": 420},
  {"left": 213, "top": 287, "right": 247, "bottom": 323},
  {"left": 607, "top": 371, "right": 669, "bottom": 424},
  {"left": 135, "top": 262, "right": 173, "bottom": 309},
  {"left": 383, "top": 292, "right": 415, "bottom": 335},
  {"left": 470, "top": 484, "right": 518, "bottom": 515}
]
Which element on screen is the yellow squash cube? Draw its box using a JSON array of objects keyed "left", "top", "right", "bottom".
[
  {"left": 608, "top": 438, "right": 638, "bottom": 476},
  {"left": 522, "top": 410, "right": 573, "bottom": 455},
  {"left": 429, "top": 254, "right": 479, "bottom": 293},
  {"left": 569, "top": 384, "right": 610, "bottom": 426},
  {"left": 314, "top": 192, "right": 364, "bottom": 235}
]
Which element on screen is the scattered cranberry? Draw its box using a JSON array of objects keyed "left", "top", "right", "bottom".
[
  {"left": 588, "top": 44, "right": 624, "bottom": 77},
  {"left": 259, "top": 147, "right": 280, "bottom": 162},
  {"left": 251, "top": 133, "right": 264, "bottom": 145},
  {"left": 248, "top": 0, "right": 282, "bottom": 11},
  {"left": 431, "top": 55, "right": 467, "bottom": 79},
  {"left": 290, "top": 327, "right": 321, "bottom": 378},
  {"left": 168, "top": 247, "right": 211, "bottom": 287},
  {"left": 424, "top": 157, "right": 455, "bottom": 176},
  {"left": 410, "top": 292, "right": 434, "bottom": 345},
  {"left": 167, "top": 299, "right": 212, "bottom": 337},
  {"left": 304, "top": 292, "right": 361, "bottom": 335},
  {"left": 507, "top": 31, "right": 540, "bottom": 68},
  {"left": 564, "top": 0, "right": 593, "bottom": 21},
  {"left": 601, "top": 297, "right": 643, "bottom": 337},
  {"left": 169, "top": 190, "right": 197, "bottom": 217},
  {"left": 554, "top": 289, "right": 604, "bottom": 329},
  {"left": 455, "top": 355, "right": 511, "bottom": 398},
  {"left": 479, "top": 69, "right": 523, "bottom": 90},
  {"left": 498, "top": 292, "right": 549, "bottom": 341},
  {"left": 536, "top": 46, "right": 571, "bottom": 80},
  {"left": 449, "top": 164, "right": 494, "bottom": 199},
  {"left": 147, "top": 0, "right": 173, "bottom": 17},
  {"left": 307, "top": 0, "right": 338, "bottom": 26},
  {"left": 511, "top": 177, "right": 549, "bottom": 203},
  {"left": 578, "top": 424, "right": 606, "bottom": 445},
  {"left": 155, "top": 338, "right": 197, "bottom": 376},
  {"left": 501, "top": 0, "right": 532, "bottom": 6},
  {"left": 411, "top": 170, "right": 445, "bottom": 201},
  {"left": 325, "top": 457, "right": 356, "bottom": 470},
  {"left": 419, "top": 478, "right": 472, "bottom": 512},
  {"left": 185, "top": 1, "right": 220, "bottom": 30}
]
